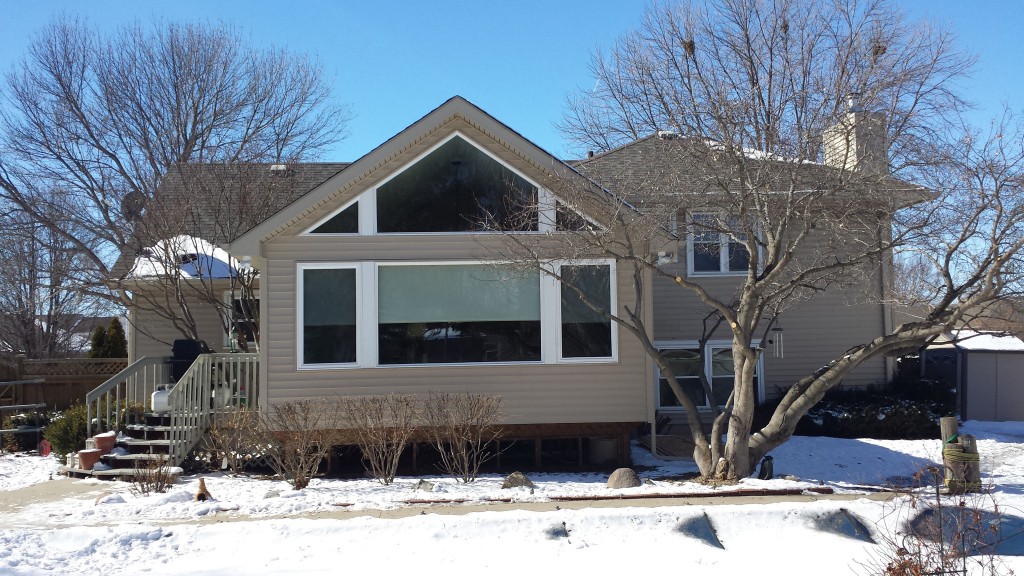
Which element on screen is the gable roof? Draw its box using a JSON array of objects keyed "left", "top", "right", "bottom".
[
  {"left": 229, "top": 96, "right": 579, "bottom": 256},
  {"left": 111, "top": 162, "right": 349, "bottom": 280},
  {"left": 575, "top": 132, "right": 923, "bottom": 199}
]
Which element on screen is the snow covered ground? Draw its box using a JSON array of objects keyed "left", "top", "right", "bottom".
[{"left": 1, "top": 421, "right": 1022, "bottom": 575}]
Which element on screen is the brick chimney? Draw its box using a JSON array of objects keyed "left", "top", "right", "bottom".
[{"left": 823, "top": 93, "right": 888, "bottom": 175}]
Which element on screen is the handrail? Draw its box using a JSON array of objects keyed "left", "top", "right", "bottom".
[
  {"left": 86, "top": 356, "right": 171, "bottom": 437},
  {"left": 166, "top": 353, "right": 259, "bottom": 465}
]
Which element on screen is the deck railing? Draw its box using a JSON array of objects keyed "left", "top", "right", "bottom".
[
  {"left": 86, "top": 357, "right": 172, "bottom": 437},
  {"left": 166, "top": 353, "right": 259, "bottom": 465}
]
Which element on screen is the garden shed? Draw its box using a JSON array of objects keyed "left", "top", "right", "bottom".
[{"left": 922, "top": 330, "right": 1024, "bottom": 422}]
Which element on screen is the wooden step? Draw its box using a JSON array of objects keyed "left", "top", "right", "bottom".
[
  {"left": 120, "top": 439, "right": 171, "bottom": 454},
  {"left": 62, "top": 465, "right": 180, "bottom": 480},
  {"left": 100, "top": 452, "right": 170, "bottom": 469}
]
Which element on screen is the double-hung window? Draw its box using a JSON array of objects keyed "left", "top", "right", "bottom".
[
  {"left": 657, "top": 342, "right": 760, "bottom": 409},
  {"left": 687, "top": 212, "right": 750, "bottom": 275}
]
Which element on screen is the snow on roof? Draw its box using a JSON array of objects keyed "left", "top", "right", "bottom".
[
  {"left": 946, "top": 329, "right": 1024, "bottom": 352},
  {"left": 128, "top": 235, "right": 242, "bottom": 280}
]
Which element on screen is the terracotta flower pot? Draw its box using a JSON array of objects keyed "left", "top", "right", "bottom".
[
  {"left": 93, "top": 432, "right": 117, "bottom": 454},
  {"left": 78, "top": 449, "right": 102, "bottom": 471}
]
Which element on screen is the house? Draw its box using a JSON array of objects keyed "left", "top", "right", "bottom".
[{"left": 111, "top": 95, "right": 902, "bottom": 466}]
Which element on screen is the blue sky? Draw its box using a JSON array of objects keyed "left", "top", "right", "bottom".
[{"left": 0, "top": 1, "right": 1020, "bottom": 161}]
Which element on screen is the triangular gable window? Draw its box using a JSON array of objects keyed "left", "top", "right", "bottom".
[
  {"left": 555, "top": 201, "right": 596, "bottom": 231},
  {"left": 377, "top": 136, "right": 538, "bottom": 233},
  {"left": 310, "top": 203, "right": 359, "bottom": 234}
]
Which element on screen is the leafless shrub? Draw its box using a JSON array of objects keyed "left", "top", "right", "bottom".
[
  {"left": 422, "top": 392, "right": 503, "bottom": 483},
  {"left": 203, "top": 409, "right": 262, "bottom": 475},
  {"left": 258, "top": 399, "right": 344, "bottom": 490},
  {"left": 858, "top": 467, "right": 1013, "bottom": 576},
  {"left": 339, "top": 394, "right": 418, "bottom": 485},
  {"left": 129, "top": 458, "right": 177, "bottom": 497}
]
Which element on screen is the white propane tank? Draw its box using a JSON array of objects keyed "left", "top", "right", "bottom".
[{"left": 151, "top": 387, "right": 170, "bottom": 413}]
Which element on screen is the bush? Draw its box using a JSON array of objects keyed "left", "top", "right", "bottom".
[
  {"left": 203, "top": 409, "right": 262, "bottom": 475},
  {"left": 258, "top": 399, "right": 344, "bottom": 490},
  {"left": 339, "top": 394, "right": 417, "bottom": 485},
  {"left": 44, "top": 404, "right": 89, "bottom": 463},
  {"left": 756, "top": 378, "right": 955, "bottom": 440},
  {"left": 129, "top": 459, "right": 177, "bottom": 496},
  {"left": 422, "top": 392, "right": 503, "bottom": 483}
]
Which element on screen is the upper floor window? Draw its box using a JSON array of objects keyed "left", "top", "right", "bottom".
[
  {"left": 310, "top": 203, "right": 358, "bottom": 234},
  {"left": 687, "top": 212, "right": 750, "bottom": 276},
  {"left": 376, "top": 136, "right": 538, "bottom": 233}
]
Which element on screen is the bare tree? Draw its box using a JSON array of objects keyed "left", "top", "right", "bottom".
[
  {"left": 499, "top": 0, "right": 1022, "bottom": 479},
  {"left": 0, "top": 17, "right": 348, "bottom": 346},
  {"left": 0, "top": 206, "right": 102, "bottom": 358}
]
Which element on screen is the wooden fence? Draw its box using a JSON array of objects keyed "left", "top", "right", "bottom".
[{"left": 1, "top": 356, "right": 129, "bottom": 410}]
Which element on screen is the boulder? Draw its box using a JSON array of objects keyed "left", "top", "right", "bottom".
[
  {"left": 606, "top": 467, "right": 641, "bottom": 489},
  {"left": 412, "top": 479, "right": 435, "bottom": 492},
  {"left": 501, "top": 471, "right": 535, "bottom": 489}
]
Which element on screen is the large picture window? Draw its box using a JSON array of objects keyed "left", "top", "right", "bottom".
[
  {"left": 300, "top": 267, "right": 357, "bottom": 365},
  {"left": 559, "top": 263, "right": 613, "bottom": 359},
  {"left": 378, "top": 265, "right": 541, "bottom": 364},
  {"left": 377, "top": 136, "right": 538, "bottom": 233},
  {"left": 297, "top": 259, "right": 616, "bottom": 369}
]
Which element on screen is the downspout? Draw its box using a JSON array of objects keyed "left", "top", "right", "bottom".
[
  {"left": 879, "top": 219, "right": 895, "bottom": 380},
  {"left": 957, "top": 347, "right": 966, "bottom": 419}
]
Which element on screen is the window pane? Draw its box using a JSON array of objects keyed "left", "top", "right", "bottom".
[
  {"left": 711, "top": 347, "right": 734, "bottom": 376},
  {"left": 711, "top": 376, "right": 734, "bottom": 406},
  {"left": 379, "top": 321, "right": 541, "bottom": 364},
  {"left": 311, "top": 203, "right": 358, "bottom": 234},
  {"left": 561, "top": 264, "right": 612, "bottom": 358},
  {"left": 658, "top": 348, "right": 704, "bottom": 407},
  {"left": 692, "top": 241, "right": 721, "bottom": 272},
  {"left": 378, "top": 265, "right": 541, "bottom": 364},
  {"left": 303, "top": 268, "right": 357, "bottom": 364},
  {"left": 377, "top": 136, "right": 538, "bottom": 232},
  {"left": 659, "top": 377, "right": 707, "bottom": 407},
  {"left": 728, "top": 241, "right": 750, "bottom": 271},
  {"left": 379, "top": 265, "right": 539, "bottom": 323},
  {"left": 556, "top": 202, "right": 592, "bottom": 231}
]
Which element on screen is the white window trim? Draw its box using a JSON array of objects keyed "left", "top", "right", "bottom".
[
  {"left": 654, "top": 339, "right": 765, "bottom": 410},
  {"left": 553, "top": 259, "right": 619, "bottom": 364},
  {"left": 295, "top": 258, "right": 618, "bottom": 371},
  {"left": 685, "top": 210, "right": 752, "bottom": 277},
  {"left": 296, "top": 262, "right": 364, "bottom": 370}
]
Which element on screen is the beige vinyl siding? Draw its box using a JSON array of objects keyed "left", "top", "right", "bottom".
[
  {"left": 652, "top": 235, "right": 889, "bottom": 397},
  {"left": 261, "top": 234, "right": 651, "bottom": 425},
  {"left": 128, "top": 289, "right": 230, "bottom": 362}
]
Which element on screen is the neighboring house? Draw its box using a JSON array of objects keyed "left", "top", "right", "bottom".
[
  {"left": 117, "top": 96, "right": 903, "bottom": 461},
  {"left": 922, "top": 330, "right": 1024, "bottom": 422}
]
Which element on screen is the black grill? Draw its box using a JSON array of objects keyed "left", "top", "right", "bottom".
[{"left": 169, "top": 339, "right": 211, "bottom": 381}]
